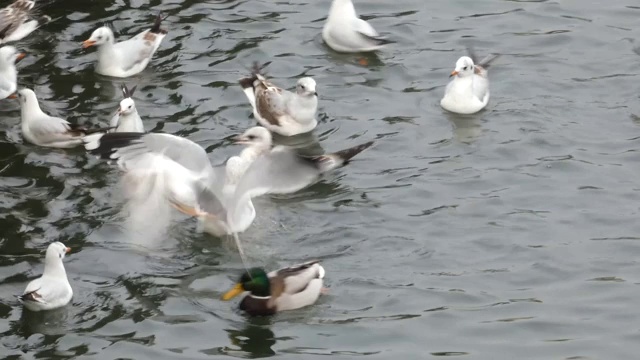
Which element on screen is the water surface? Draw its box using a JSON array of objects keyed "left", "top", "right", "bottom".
[{"left": 1, "top": 0, "right": 640, "bottom": 359}]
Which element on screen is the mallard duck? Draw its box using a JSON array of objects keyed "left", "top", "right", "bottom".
[
  {"left": 18, "top": 242, "right": 73, "bottom": 312},
  {"left": 221, "top": 261, "right": 326, "bottom": 316}
]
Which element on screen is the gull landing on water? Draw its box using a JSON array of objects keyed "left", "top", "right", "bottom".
[
  {"left": 322, "top": 0, "right": 394, "bottom": 53},
  {"left": 440, "top": 48, "right": 499, "bottom": 115},
  {"left": 14, "top": 88, "right": 114, "bottom": 148},
  {"left": 110, "top": 84, "right": 144, "bottom": 133},
  {"left": 82, "top": 14, "right": 168, "bottom": 78},
  {"left": 0, "top": 0, "right": 51, "bottom": 44},
  {"left": 0, "top": 46, "right": 25, "bottom": 99},
  {"left": 239, "top": 63, "right": 318, "bottom": 137},
  {"left": 18, "top": 242, "right": 73, "bottom": 312}
]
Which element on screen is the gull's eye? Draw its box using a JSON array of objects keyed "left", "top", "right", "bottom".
[
  {"left": 463, "top": 66, "right": 468, "bottom": 71},
  {"left": 128, "top": 105, "right": 132, "bottom": 109},
  {"left": 247, "top": 135, "right": 256, "bottom": 140},
  {"left": 97, "top": 36, "right": 102, "bottom": 40},
  {"left": 300, "top": 85, "right": 305, "bottom": 90}
]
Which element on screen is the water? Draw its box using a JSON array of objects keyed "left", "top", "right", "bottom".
[{"left": 1, "top": 0, "right": 640, "bottom": 358}]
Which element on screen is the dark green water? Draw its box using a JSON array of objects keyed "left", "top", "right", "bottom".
[{"left": 1, "top": 0, "right": 640, "bottom": 358}]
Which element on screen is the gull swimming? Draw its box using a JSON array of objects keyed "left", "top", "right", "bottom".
[
  {"left": 239, "top": 63, "right": 318, "bottom": 137},
  {"left": 110, "top": 84, "right": 144, "bottom": 133},
  {"left": 441, "top": 49, "right": 499, "bottom": 115},
  {"left": 0, "top": 45, "right": 24, "bottom": 99},
  {"left": 222, "top": 260, "right": 326, "bottom": 316},
  {"left": 15, "top": 88, "right": 113, "bottom": 148},
  {"left": 18, "top": 242, "right": 73, "bottom": 312},
  {"left": 82, "top": 14, "right": 167, "bottom": 78},
  {"left": 82, "top": 127, "right": 373, "bottom": 240},
  {"left": 0, "top": 0, "right": 51, "bottom": 44},
  {"left": 322, "top": 0, "right": 393, "bottom": 53}
]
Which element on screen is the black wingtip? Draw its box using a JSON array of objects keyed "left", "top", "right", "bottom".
[
  {"left": 150, "top": 12, "right": 168, "bottom": 34},
  {"left": 357, "top": 32, "right": 395, "bottom": 47},
  {"left": 333, "top": 141, "right": 375, "bottom": 163},
  {"left": 87, "top": 132, "right": 145, "bottom": 159},
  {"left": 121, "top": 84, "right": 137, "bottom": 98},
  {"left": 239, "top": 61, "right": 269, "bottom": 89}
]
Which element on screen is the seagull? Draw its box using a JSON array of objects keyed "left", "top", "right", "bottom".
[
  {"left": 82, "top": 127, "right": 374, "bottom": 239},
  {"left": 239, "top": 63, "right": 318, "bottom": 137},
  {"left": 18, "top": 242, "right": 73, "bottom": 312},
  {"left": 14, "top": 88, "right": 113, "bottom": 148},
  {"left": 82, "top": 14, "right": 168, "bottom": 78},
  {"left": 440, "top": 49, "right": 499, "bottom": 115},
  {"left": 110, "top": 84, "right": 144, "bottom": 133},
  {"left": 0, "top": 0, "right": 51, "bottom": 44},
  {"left": 0, "top": 45, "right": 25, "bottom": 99},
  {"left": 322, "top": 0, "right": 393, "bottom": 53}
]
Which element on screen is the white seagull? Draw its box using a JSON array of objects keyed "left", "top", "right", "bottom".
[
  {"left": 0, "top": 45, "right": 24, "bottom": 99},
  {"left": 0, "top": 0, "right": 51, "bottom": 44},
  {"left": 82, "top": 14, "right": 168, "bottom": 78},
  {"left": 440, "top": 49, "right": 499, "bottom": 115},
  {"left": 110, "top": 84, "right": 144, "bottom": 133},
  {"left": 239, "top": 63, "right": 318, "bottom": 137},
  {"left": 82, "top": 127, "right": 374, "bottom": 239},
  {"left": 322, "top": 0, "right": 393, "bottom": 53},
  {"left": 18, "top": 242, "right": 73, "bottom": 312},
  {"left": 15, "top": 88, "right": 113, "bottom": 148}
]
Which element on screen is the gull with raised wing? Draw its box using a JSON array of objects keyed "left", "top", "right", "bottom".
[
  {"left": 18, "top": 242, "right": 73, "bottom": 312},
  {"left": 0, "top": 0, "right": 51, "bottom": 44},
  {"left": 15, "top": 88, "right": 113, "bottom": 148},
  {"left": 239, "top": 63, "right": 318, "bottom": 137},
  {"left": 82, "top": 14, "right": 168, "bottom": 78},
  {"left": 82, "top": 127, "right": 373, "bottom": 239},
  {"left": 322, "top": 0, "right": 393, "bottom": 53},
  {"left": 441, "top": 49, "right": 499, "bottom": 115},
  {"left": 222, "top": 260, "right": 326, "bottom": 316},
  {"left": 110, "top": 84, "right": 144, "bottom": 133},
  {"left": 0, "top": 45, "right": 25, "bottom": 99}
]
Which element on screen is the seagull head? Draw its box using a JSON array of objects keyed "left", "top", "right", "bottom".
[
  {"left": 0, "top": 46, "right": 26, "bottom": 67},
  {"left": 118, "top": 97, "right": 136, "bottom": 116},
  {"left": 450, "top": 56, "right": 475, "bottom": 78},
  {"left": 46, "top": 241, "right": 71, "bottom": 262},
  {"left": 233, "top": 126, "right": 272, "bottom": 149},
  {"left": 13, "top": 88, "right": 37, "bottom": 106},
  {"left": 296, "top": 77, "right": 318, "bottom": 97},
  {"left": 83, "top": 27, "right": 114, "bottom": 48}
]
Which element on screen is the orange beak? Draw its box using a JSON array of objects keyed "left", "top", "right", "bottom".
[
  {"left": 15, "top": 52, "right": 26, "bottom": 63},
  {"left": 450, "top": 70, "right": 459, "bottom": 78},
  {"left": 65, "top": 247, "right": 71, "bottom": 253},
  {"left": 7, "top": 93, "right": 17, "bottom": 99},
  {"left": 82, "top": 39, "right": 96, "bottom": 48}
]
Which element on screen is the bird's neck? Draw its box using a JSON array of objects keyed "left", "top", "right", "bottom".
[
  {"left": 22, "top": 101, "right": 45, "bottom": 118},
  {"left": 43, "top": 259, "right": 67, "bottom": 279},
  {"left": 330, "top": 0, "right": 356, "bottom": 18}
]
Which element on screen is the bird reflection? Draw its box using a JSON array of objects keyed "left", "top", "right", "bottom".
[
  {"left": 225, "top": 319, "right": 277, "bottom": 357},
  {"left": 271, "top": 131, "right": 325, "bottom": 157},
  {"left": 444, "top": 111, "right": 483, "bottom": 144},
  {"left": 15, "top": 306, "right": 70, "bottom": 336}
]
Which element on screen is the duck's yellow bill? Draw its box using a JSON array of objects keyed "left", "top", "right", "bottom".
[{"left": 221, "top": 283, "right": 244, "bottom": 300}]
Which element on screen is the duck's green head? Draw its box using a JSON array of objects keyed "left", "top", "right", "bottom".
[{"left": 221, "top": 268, "right": 270, "bottom": 300}]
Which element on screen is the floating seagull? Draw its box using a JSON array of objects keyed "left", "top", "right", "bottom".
[
  {"left": 239, "top": 63, "right": 318, "bottom": 137},
  {"left": 82, "top": 127, "right": 373, "bottom": 239},
  {"left": 222, "top": 260, "right": 326, "bottom": 316},
  {"left": 110, "top": 84, "right": 143, "bottom": 133},
  {"left": 14, "top": 88, "right": 113, "bottom": 148},
  {"left": 0, "top": 45, "right": 24, "bottom": 99},
  {"left": 322, "top": 0, "right": 393, "bottom": 53},
  {"left": 0, "top": 0, "right": 51, "bottom": 44},
  {"left": 18, "top": 242, "right": 73, "bottom": 312},
  {"left": 82, "top": 14, "right": 168, "bottom": 78},
  {"left": 440, "top": 49, "right": 499, "bottom": 115}
]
